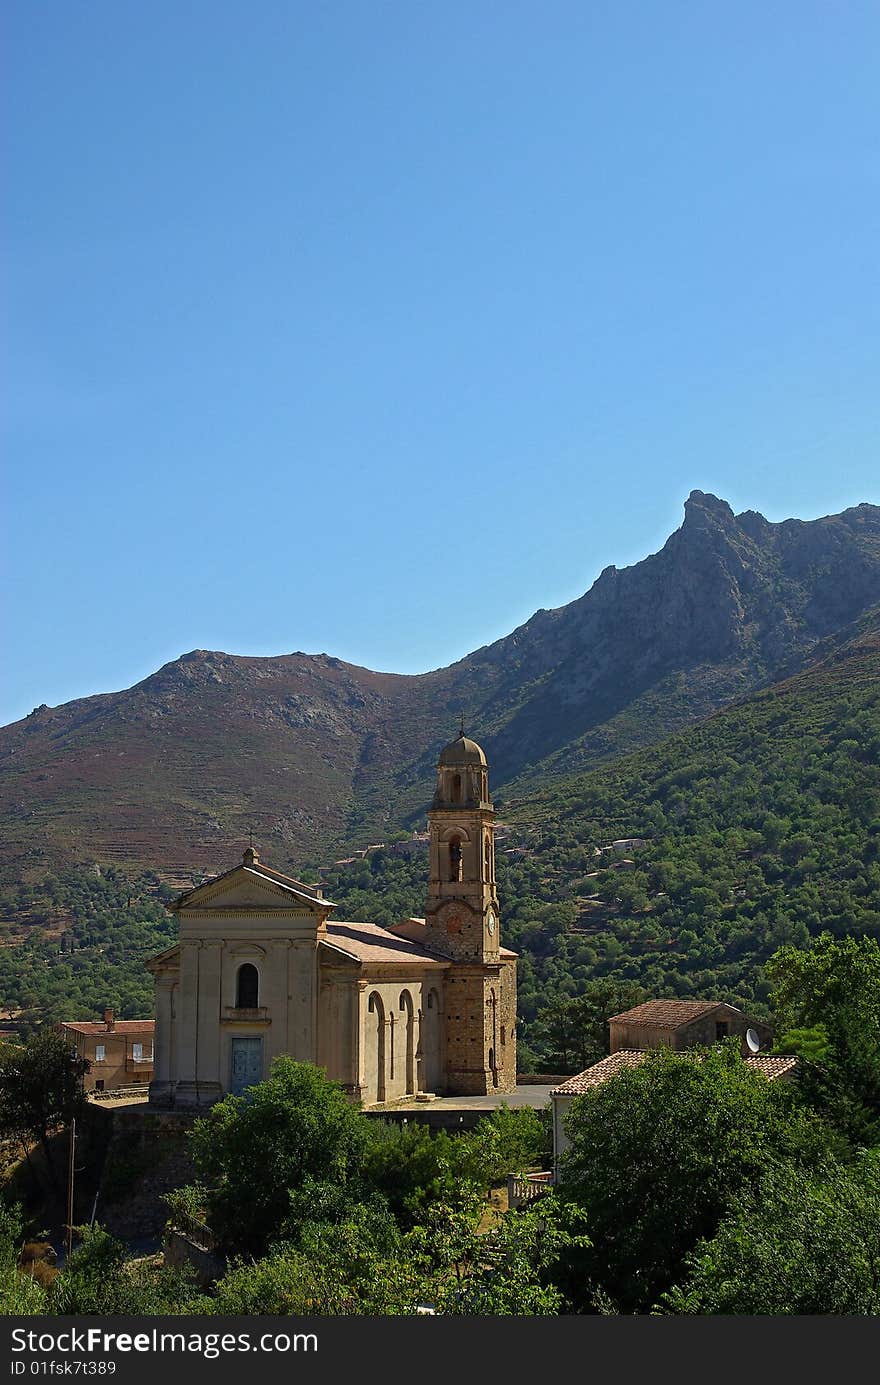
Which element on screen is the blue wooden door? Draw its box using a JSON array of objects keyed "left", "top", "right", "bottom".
[{"left": 230, "top": 1037, "right": 263, "bottom": 1096}]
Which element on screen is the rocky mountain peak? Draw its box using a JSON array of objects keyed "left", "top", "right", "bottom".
[
  {"left": 2, "top": 495, "right": 878, "bottom": 881},
  {"left": 680, "top": 490, "right": 738, "bottom": 528}
]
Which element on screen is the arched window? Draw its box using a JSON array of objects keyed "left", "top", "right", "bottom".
[
  {"left": 236, "top": 963, "right": 259, "bottom": 1009},
  {"left": 399, "top": 991, "right": 416, "bottom": 1095},
  {"left": 451, "top": 773, "right": 462, "bottom": 803},
  {"left": 449, "top": 836, "right": 463, "bottom": 882},
  {"left": 368, "top": 992, "right": 387, "bottom": 1103},
  {"left": 484, "top": 834, "right": 492, "bottom": 881}
]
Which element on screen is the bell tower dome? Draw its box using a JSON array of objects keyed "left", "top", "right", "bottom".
[{"left": 424, "top": 729, "right": 499, "bottom": 962}]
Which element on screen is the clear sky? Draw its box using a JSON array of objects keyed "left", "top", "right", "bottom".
[{"left": 3, "top": 2, "right": 878, "bottom": 727}]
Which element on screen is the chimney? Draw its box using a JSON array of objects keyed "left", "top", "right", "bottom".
[{"left": 104, "top": 1008, "right": 115, "bottom": 1031}]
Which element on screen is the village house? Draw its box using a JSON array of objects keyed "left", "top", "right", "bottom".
[
  {"left": 59, "top": 1009, "right": 155, "bottom": 1093},
  {"left": 550, "top": 999, "right": 796, "bottom": 1176}
]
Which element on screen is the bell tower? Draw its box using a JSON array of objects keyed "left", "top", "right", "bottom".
[
  {"left": 424, "top": 729, "right": 499, "bottom": 962},
  {"left": 424, "top": 728, "right": 516, "bottom": 1096}
]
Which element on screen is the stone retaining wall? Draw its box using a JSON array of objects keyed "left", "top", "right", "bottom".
[{"left": 95, "top": 1107, "right": 199, "bottom": 1241}]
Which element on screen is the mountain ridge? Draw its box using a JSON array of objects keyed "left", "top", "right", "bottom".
[{"left": 2, "top": 492, "right": 879, "bottom": 883}]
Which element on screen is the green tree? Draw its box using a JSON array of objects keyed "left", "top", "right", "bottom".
[
  {"left": 535, "top": 982, "right": 647, "bottom": 1072},
  {"left": 662, "top": 1153, "right": 880, "bottom": 1314},
  {"left": 558, "top": 1045, "right": 836, "bottom": 1312},
  {"left": 410, "top": 1194, "right": 590, "bottom": 1315},
  {"left": 768, "top": 933, "right": 880, "bottom": 1143},
  {"left": 48, "top": 1225, "right": 206, "bottom": 1315},
  {"left": 362, "top": 1123, "right": 476, "bottom": 1229},
  {"left": 187, "top": 1058, "right": 373, "bottom": 1256},
  {"left": 459, "top": 1104, "right": 551, "bottom": 1185},
  {"left": 0, "top": 1031, "right": 89, "bottom": 1195},
  {"left": 211, "top": 1194, "right": 589, "bottom": 1316},
  {"left": 210, "top": 1203, "right": 423, "bottom": 1315}
]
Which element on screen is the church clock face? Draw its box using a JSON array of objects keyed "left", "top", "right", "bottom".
[{"left": 486, "top": 908, "right": 496, "bottom": 936}]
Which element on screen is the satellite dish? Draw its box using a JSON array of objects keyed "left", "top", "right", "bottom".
[{"left": 746, "top": 1028, "right": 761, "bottom": 1054}]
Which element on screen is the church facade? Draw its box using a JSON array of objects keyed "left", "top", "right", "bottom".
[{"left": 147, "top": 733, "right": 517, "bottom": 1106}]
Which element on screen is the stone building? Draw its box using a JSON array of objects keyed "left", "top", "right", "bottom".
[
  {"left": 550, "top": 998, "right": 791, "bottom": 1176},
  {"left": 59, "top": 1010, "right": 154, "bottom": 1093},
  {"left": 607, "top": 999, "right": 772, "bottom": 1056},
  {"left": 147, "top": 732, "right": 516, "bottom": 1106}
]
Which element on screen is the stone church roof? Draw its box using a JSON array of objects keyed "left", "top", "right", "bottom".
[
  {"left": 438, "top": 734, "right": 487, "bottom": 766},
  {"left": 168, "top": 850, "right": 333, "bottom": 913},
  {"left": 321, "top": 920, "right": 449, "bottom": 966}
]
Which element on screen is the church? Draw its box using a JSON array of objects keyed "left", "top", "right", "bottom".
[{"left": 147, "top": 732, "right": 517, "bottom": 1106}]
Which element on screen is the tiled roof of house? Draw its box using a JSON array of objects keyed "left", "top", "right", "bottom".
[
  {"left": 610, "top": 999, "right": 733, "bottom": 1029},
  {"left": 552, "top": 1050, "right": 649, "bottom": 1093},
  {"left": 551, "top": 1049, "right": 798, "bottom": 1095},
  {"left": 60, "top": 1020, "right": 155, "bottom": 1036},
  {"left": 742, "top": 1054, "right": 799, "bottom": 1081},
  {"left": 321, "top": 921, "right": 449, "bottom": 967}
]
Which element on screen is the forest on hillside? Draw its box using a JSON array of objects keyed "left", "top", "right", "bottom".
[
  {"left": 318, "top": 637, "right": 880, "bottom": 1067},
  {"left": 0, "top": 636, "right": 878, "bottom": 1069},
  {"left": 0, "top": 868, "right": 176, "bottom": 1029}
]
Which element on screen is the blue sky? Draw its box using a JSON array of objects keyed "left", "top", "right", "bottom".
[{"left": 3, "top": 2, "right": 878, "bottom": 727}]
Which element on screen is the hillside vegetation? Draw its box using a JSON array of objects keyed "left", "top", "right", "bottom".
[
  {"left": 0, "top": 867, "right": 177, "bottom": 1030},
  {"left": 2, "top": 618, "right": 878, "bottom": 1061},
  {"left": 324, "top": 618, "right": 880, "bottom": 1066}
]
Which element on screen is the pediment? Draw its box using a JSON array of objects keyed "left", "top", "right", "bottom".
[{"left": 175, "top": 866, "right": 323, "bottom": 914}]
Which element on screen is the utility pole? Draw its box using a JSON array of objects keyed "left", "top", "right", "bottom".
[{"left": 65, "top": 1118, "right": 76, "bottom": 1261}]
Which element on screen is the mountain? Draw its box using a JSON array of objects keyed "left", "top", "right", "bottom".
[
  {"left": 321, "top": 608, "right": 880, "bottom": 1065},
  {"left": 2, "top": 493, "right": 879, "bottom": 883},
  {"left": 5, "top": 602, "right": 877, "bottom": 1034}
]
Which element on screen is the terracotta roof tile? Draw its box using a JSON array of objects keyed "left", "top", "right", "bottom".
[
  {"left": 551, "top": 1049, "right": 798, "bottom": 1095},
  {"left": 610, "top": 999, "right": 731, "bottom": 1029},
  {"left": 552, "top": 1051, "right": 649, "bottom": 1093},
  {"left": 60, "top": 1020, "right": 155, "bottom": 1036},
  {"left": 321, "top": 921, "right": 449, "bottom": 967},
  {"left": 743, "top": 1054, "right": 799, "bottom": 1080}
]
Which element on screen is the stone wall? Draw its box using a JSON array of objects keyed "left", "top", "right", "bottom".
[
  {"left": 95, "top": 1108, "right": 198, "bottom": 1242},
  {"left": 163, "top": 1230, "right": 224, "bottom": 1287},
  {"left": 610, "top": 1007, "right": 772, "bottom": 1055}
]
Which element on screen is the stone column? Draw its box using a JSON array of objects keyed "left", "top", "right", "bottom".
[
  {"left": 197, "top": 940, "right": 223, "bottom": 1092},
  {"left": 316, "top": 977, "right": 333, "bottom": 1073},
  {"left": 414, "top": 1002, "right": 425, "bottom": 1095},
  {"left": 288, "top": 941, "right": 319, "bottom": 1061},
  {"left": 175, "top": 943, "right": 199, "bottom": 1088},
  {"left": 148, "top": 979, "right": 174, "bottom": 1103},
  {"left": 355, "top": 980, "right": 369, "bottom": 1100},
  {"left": 175, "top": 941, "right": 223, "bottom": 1106},
  {"left": 266, "top": 940, "right": 291, "bottom": 1066}
]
